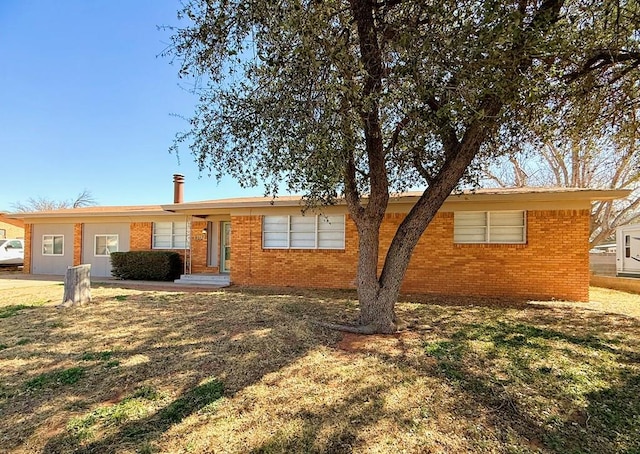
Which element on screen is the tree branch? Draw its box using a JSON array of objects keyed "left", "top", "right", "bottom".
[
  {"left": 484, "top": 169, "right": 509, "bottom": 188},
  {"left": 349, "top": 0, "right": 389, "bottom": 219},
  {"left": 386, "top": 116, "right": 410, "bottom": 154},
  {"left": 411, "top": 151, "right": 434, "bottom": 186},
  {"left": 565, "top": 50, "right": 640, "bottom": 82}
]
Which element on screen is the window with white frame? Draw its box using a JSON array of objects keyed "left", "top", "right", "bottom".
[
  {"left": 153, "top": 222, "right": 189, "bottom": 249},
  {"left": 42, "top": 234, "right": 64, "bottom": 255},
  {"left": 263, "top": 215, "right": 345, "bottom": 249},
  {"left": 454, "top": 211, "right": 526, "bottom": 244},
  {"left": 0, "top": 229, "right": 5, "bottom": 239},
  {"left": 95, "top": 234, "right": 118, "bottom": 256}
]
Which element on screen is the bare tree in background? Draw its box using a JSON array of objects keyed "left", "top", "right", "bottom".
[
  {"left": 484, "top": 137, "right": 640, "bottom": 247},
  {"left": 11, "top": 189, "right": 97, "bottom": 212}
]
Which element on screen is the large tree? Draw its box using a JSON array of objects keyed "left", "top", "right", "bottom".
[{"left": 167, "top": 0, "right": 639, "bottom": 333}]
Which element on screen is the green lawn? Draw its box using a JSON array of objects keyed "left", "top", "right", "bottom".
[{"left": 0, "top": 281, "right": 638, "bottom": 453}]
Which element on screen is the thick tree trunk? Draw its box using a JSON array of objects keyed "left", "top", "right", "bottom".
[
  {"left": 355, "top": 225, "right": 397, "bottom": 333},
  {"left": 354, "top": 100, "right": 504, "bottom": 334}
]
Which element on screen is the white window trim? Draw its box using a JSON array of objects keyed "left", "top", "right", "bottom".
[
  {"left": 42, "top": 234, "right": 65, "bottom": 256},
  {"left": 152, "top": 221, "right": 189, "bottom": 249},
  {"left": 263, "top": 215, "right": 345, "bottom": 250},
  {"left": 94, "top": 234, "right": 119, "bottom": 257},
  {"left": 454, "top": 211, "right": 526, "bottom": 244}
]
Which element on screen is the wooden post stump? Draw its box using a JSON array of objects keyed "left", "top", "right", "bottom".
[{"left": 61, "top": 264, "right": 92, "bottom": 307}]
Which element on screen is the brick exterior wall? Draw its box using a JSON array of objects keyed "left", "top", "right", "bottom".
[
  {"left": 230, "top": 209, "right": 591, "bottom": 301},
  {"left": 130, "top": 222, "right": 153, "bottom": 250},
  {"left": 231, "top": 215, "right": 359, "bottom": 289},
  {"left": 23, "top": 224, "right": 32, "bottom": 274},
  {"left": 73, "top": 223, "right": 83, "bottom": 266},
  {"left": 22, "top": 206, "right": 589, "bottom": 300}
]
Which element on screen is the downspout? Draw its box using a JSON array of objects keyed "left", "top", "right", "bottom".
[{"left": 185, "top": 215, "right": 190, "bottom": 275}]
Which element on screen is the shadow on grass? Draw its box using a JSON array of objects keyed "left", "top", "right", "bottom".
[
  {"left": 0, "top": 289, "right": 343, "bottom": 453},
  {"left": 43, "top": 379, "right": 224, "bottom": 453},
  {"left": 421, "top": 318, "right": 640, "bottom": 453},
  {"left": 248, "top": 384, "right": 384, "bottom": 454},
  {"left": 2, "top": 286, "right": 640, "bottom": 452}
]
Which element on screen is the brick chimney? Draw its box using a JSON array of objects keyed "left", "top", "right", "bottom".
[{"left": 173, "top": 174, "right": 184, "bottom": 204}]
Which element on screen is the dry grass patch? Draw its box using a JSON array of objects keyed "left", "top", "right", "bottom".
[{"left": 0, "top": 282, "right": 639, "bottom": 453}]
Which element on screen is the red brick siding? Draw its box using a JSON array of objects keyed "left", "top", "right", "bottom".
[
  {"left": 231, "top": 215, "right": 359, "bottom": 289},
  {"left": 23, "top": 224, "right": 32, "bottom": 274},
  {"left": 130, "top": 222, "right": 153, "bottom": 250},
  {"left": 230, "top": 210, "right": 590, "bottom": 301},
  {"left": 73, "top": 223, "right": 83, "bottom": 266}
]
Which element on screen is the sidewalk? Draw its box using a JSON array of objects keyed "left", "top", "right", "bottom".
[{"left": 0, "top": 272, "right": 226, "bottom": 292}]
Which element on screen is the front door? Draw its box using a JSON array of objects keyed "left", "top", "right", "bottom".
[{"left": 221, "top": 221, "right": 231, "bottom": 273}]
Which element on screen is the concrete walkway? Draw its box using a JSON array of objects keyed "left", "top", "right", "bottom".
[{"left": 0, "top": 272, "right": 227, "bottom": 292}]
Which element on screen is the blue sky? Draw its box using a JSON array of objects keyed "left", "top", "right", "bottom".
[{"left": 0, "top": 0, "right": 262, "bottom": 211}]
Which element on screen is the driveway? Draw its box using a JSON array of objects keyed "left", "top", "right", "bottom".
[{"left": 0, "top": 272, "right": 63, "bottom": 291}]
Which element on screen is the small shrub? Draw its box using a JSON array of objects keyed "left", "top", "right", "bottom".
[{"left": 110, "top": 251, "right": 182, "bottom": 281}]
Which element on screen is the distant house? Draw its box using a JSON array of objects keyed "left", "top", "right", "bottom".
[
  {"left": 10, "top": 179, "right": 628, "bottom": 302},
  {"left": 0, "top": 212, "right": 24, "bottom": 239},
  {"left": 590, "top": 243, "right": 616, "bottom": 253}
]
